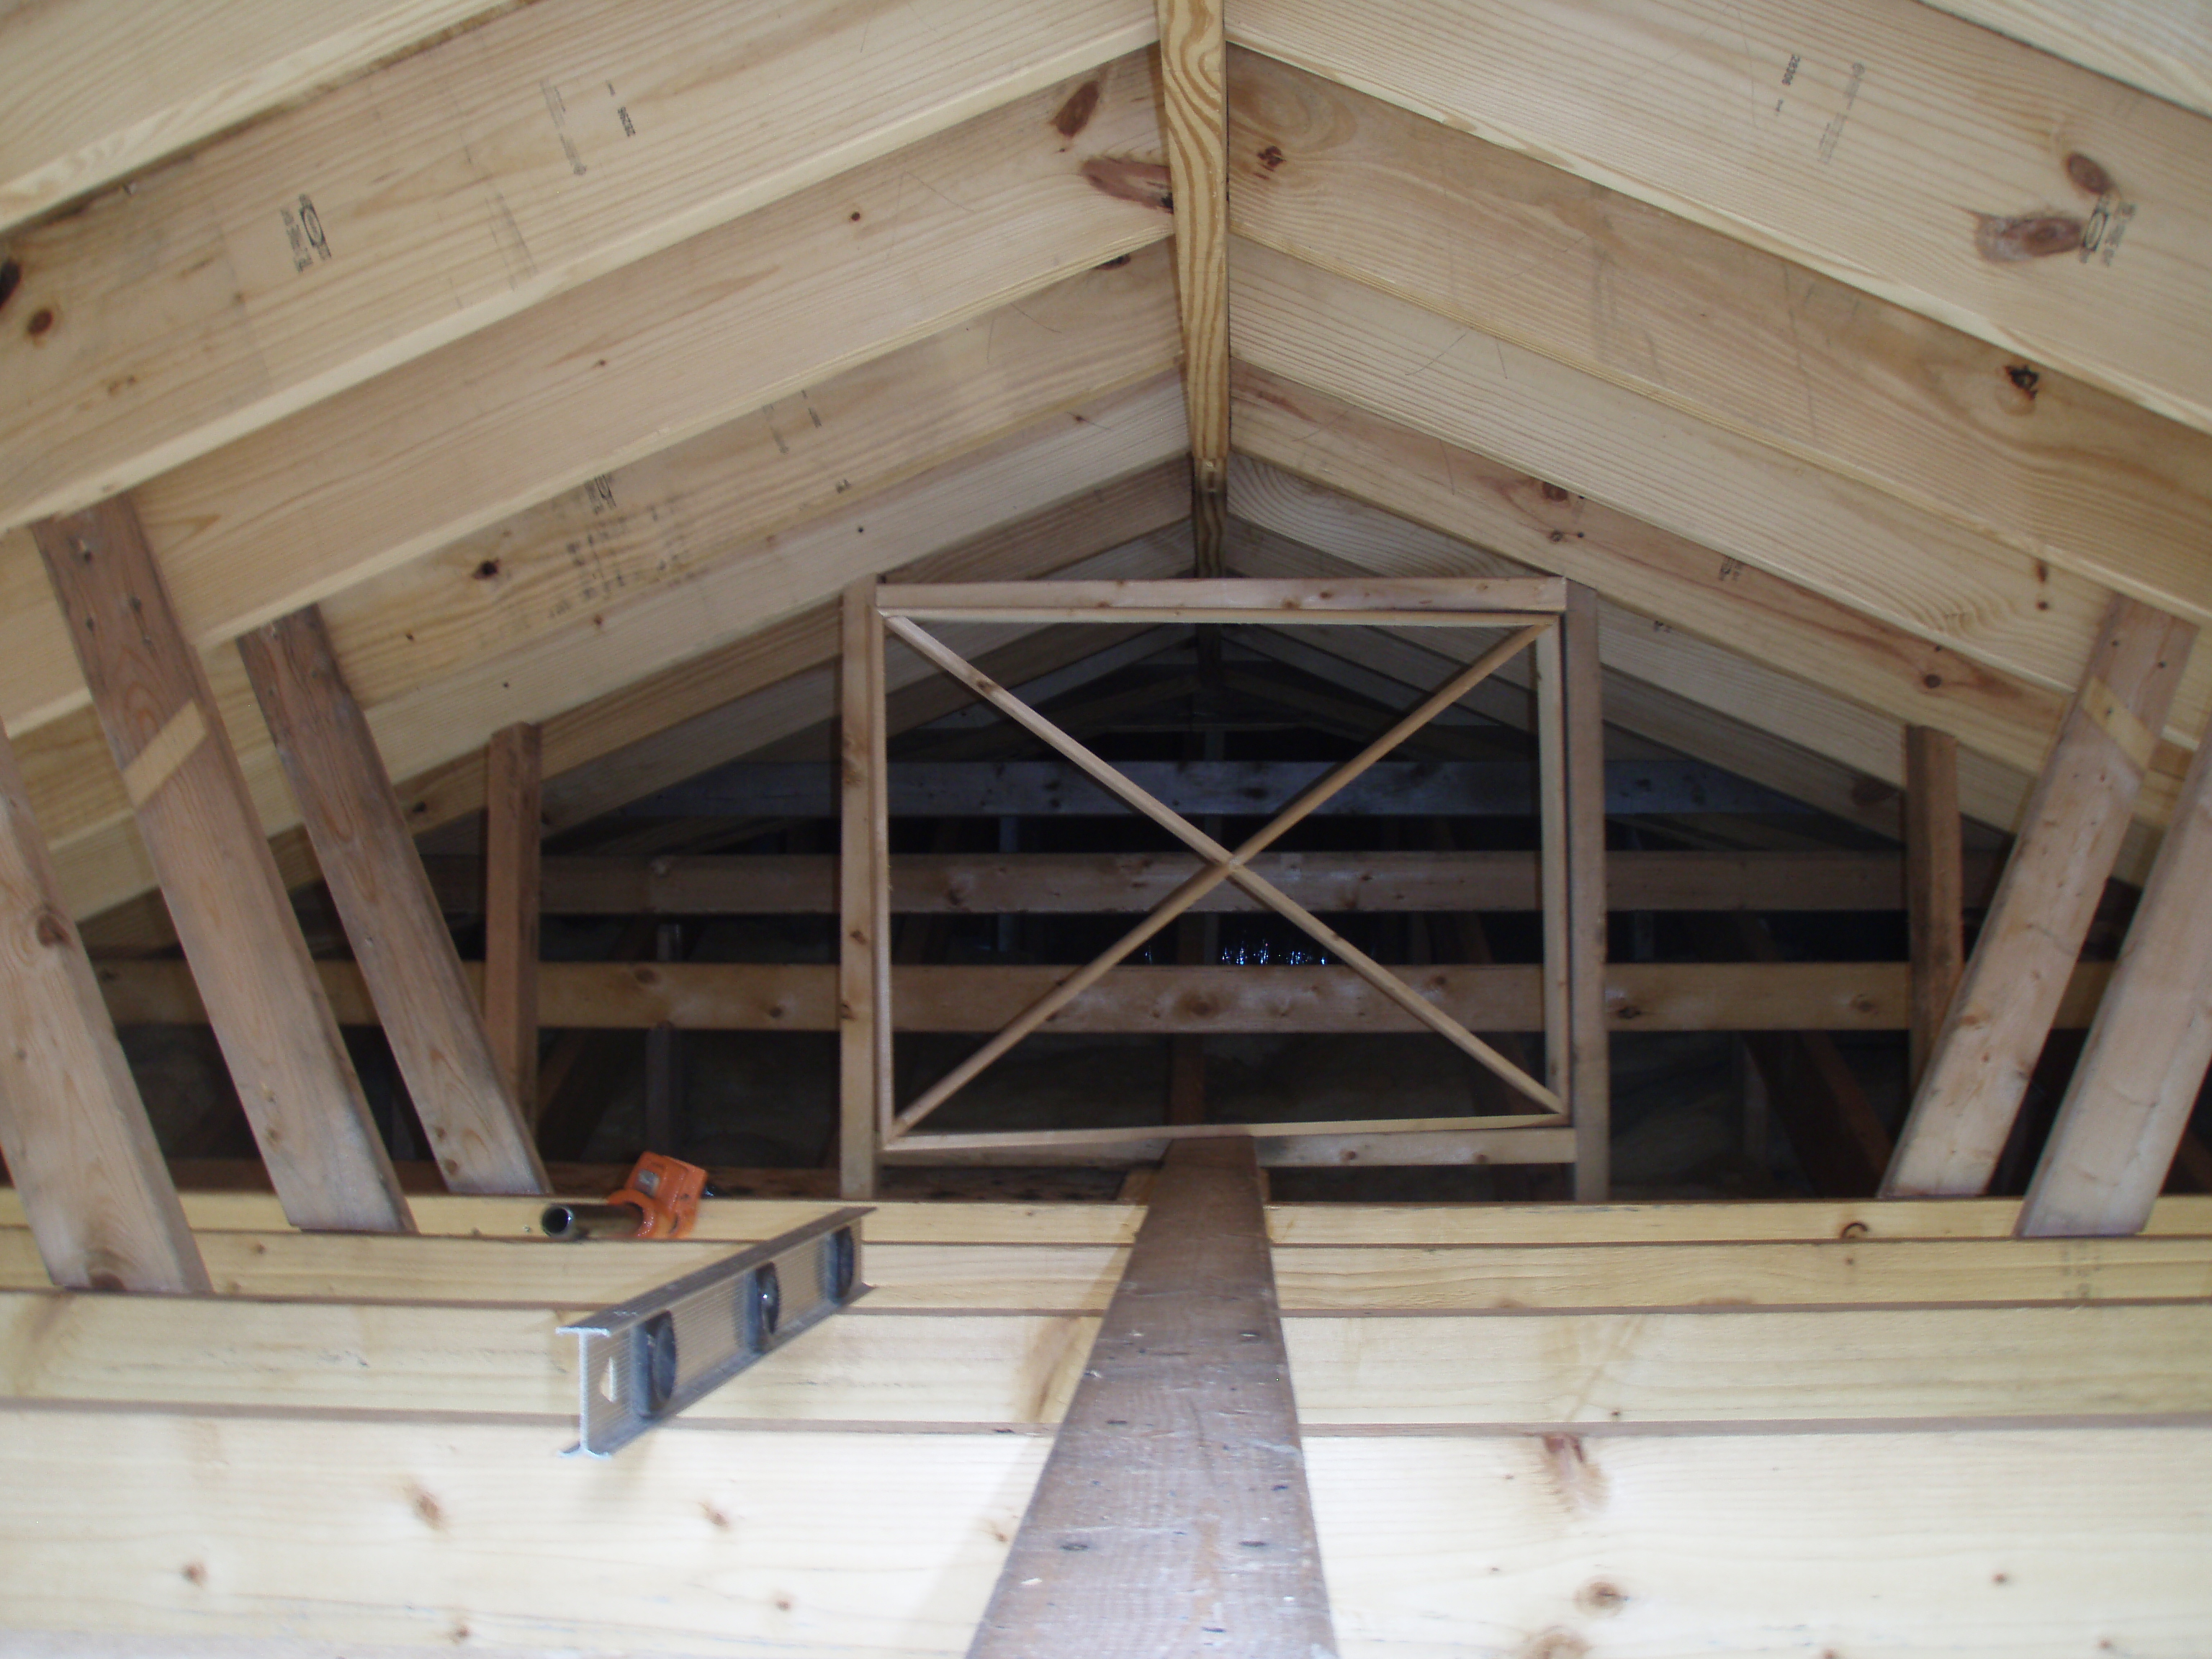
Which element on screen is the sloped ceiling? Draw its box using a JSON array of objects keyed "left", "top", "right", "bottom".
[{"left": 2, "top": 0, "right": 2206, "bottom": 932}]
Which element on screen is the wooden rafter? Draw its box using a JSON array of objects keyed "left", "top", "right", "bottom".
[
  {"left": 1906, "top": 727, "right": 1966, "bottom": 1092},
  {"left": 482, "top": 724, "right": 543, "bottom": 1126}
]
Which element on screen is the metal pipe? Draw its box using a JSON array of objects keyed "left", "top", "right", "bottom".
[{"left": 539, "top": 1201, "right": 645, "bottom": 1241}]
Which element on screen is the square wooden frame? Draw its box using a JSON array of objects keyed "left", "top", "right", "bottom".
[{"left": 837, "top": 578, "right": 1610, "bottom": 1199}]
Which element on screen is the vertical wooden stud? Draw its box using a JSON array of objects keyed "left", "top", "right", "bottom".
[
  {"left": 839, "top": 581, "right": 889, "bottom": 1199},
  {"left": 483, "top": 722, "right": 542, "bottom": 1121},
  {"left": 32, "top": 495, "right": 409, "bottom": 1233},
  {"left": 1888, "top": 596, "right": 2194, "bottom": 1197},
  {"left": 1561, "top": 585, "right": 1610, "bottom": 1200},
  {"left": 0, "top": 721, "right": 207, "bottom": 1290},
  {"left": 1905, "top": 725, "right": 1964, "bottom": 1092},
  {"left": 1533, "top": 622, "right": 1571, "bottom": 1099},
  {"left": 239, "top": 607, "right": 547, "bottom": 1195}
]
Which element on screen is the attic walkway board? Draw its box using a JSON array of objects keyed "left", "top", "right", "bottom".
[
  {"left": 966, "top": 1136, "right": 1336, "bottom": 1655},
  {"left": 622, "top": 757, "right": 1804, "bottom": 818}
]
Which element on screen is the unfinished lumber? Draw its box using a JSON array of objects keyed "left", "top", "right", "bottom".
[
  {"left": 0, "top": 1, "right": 508, "bottom": 232},
  {"left": 2021, "top": 704, "right": 2212, "bottom": 1235},
  {"left": 1889, "top": 597, "right": 2195, "bottom": 1197},
  {"left": 1153, "top": 0, "right": 1231, "bottom": 572},
  {"left": 481, "top": 723, "right": 541, "bottom": 1125},
  {"left": 1920, "top": 1, "right": 2212, "bottom": 120},
  {"left": 1232, "top": 243, "right": 2211, "bottom": 782},
  {"left": 840, "top": 583, "right": 891, "bottom": 1200},
  {"left": 50, "top": 370, "right": 1189, "bottom": 924},
  {"left": 1228, "top": 48, "right": 2212, "bottom": 628},
  {"left": 99, "top": 956, "right": 2041, "bottom": 1035},
  {"left": 0, "top": 726, "right": 204, "bottom": 1292},
  {"left": 31, "top": 496, "right": 408, "bottom": 1233},
  {"left": 968, "top": 1137, "right": 1336, "bottom": 1655},
  {"left": 1231, "top": 0, "right": 2212, "bottom": 435},
  {"left": 1560, "top": 583, "right": 1609, "bottom": 1199},
  {"left": 1908, "top": 726, "right": 1968, "bottom": 1089},
  {"left": 238, "top": 608, "right": 544, "bottom": 1195},
  {"left": 1304, "top": 1429, "right": 2212, "bottom": 1653},
  {"left": 0, "top": 0, "right": 1155, "bottom": 531},
  {"left": 418, "top": 847, "right": 1980, "bottom": 917}
]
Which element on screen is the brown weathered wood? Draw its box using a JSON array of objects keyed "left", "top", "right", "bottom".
[
  {"left": 2023, "top": 705, "right": 2212, "bottom": 1236},
  {"left": 238, "top": 608, "right": 545, "bottom": 1196},
  {"left": 32, "top": 496, "right": 408, "bottom": 1233},
  {"left": 967, "top": 1136, "right": 1335, "bottom": 1656},
  {"left": 1906, "top": 726, "right": 1966, "bottom": 1092},
  {"left": 421, "top": 847, "right": 1984, "bottom": 917},
  {"left": 0, "top": 721, "right": 206, "bottom": 1291},
  {"left": 839, "top": 583, "right": 889, "bottom": 1198},
  {"left": 482, "top": 724, "right": 541, "bottom": 1123},
  {"left": 1888, "top": 598, "right": 2196, "bottom": 1197},
  {"left": 1153, "top": 0, "right": 1231, "bottom": 575},
  {"left": 1562, "top": 583, "right": 1609, "bottom": 1200}
]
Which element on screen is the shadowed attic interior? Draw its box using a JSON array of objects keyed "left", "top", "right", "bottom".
[{"left": 3, "top": 1, "right": 2212, "bottom": 1653}]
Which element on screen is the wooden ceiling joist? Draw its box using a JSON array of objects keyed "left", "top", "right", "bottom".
[
  {"left": 1920, "top": 1, "right": 2212, "bottom": 120},
  {"left": 237, "top": 609, "right": 545, "bottom": 1195},
  {"left": 0, "top": 0, "right": 1155, "bottom": 529},
  {"left": 1231, "top": 245, "right": 2211, "bottom": 783},
  {"left": 32, "top": 497, "right": 410, "bottom": 1233},
  {"left": 1888, "top": 595, "right": 2195, "bottom": 1197},
  {"left": 1231, "top": 0, "right": 2212, "bottom": 434},
  {"left": 1229, "top": 48, "right": 2212, "bottom": 631}
]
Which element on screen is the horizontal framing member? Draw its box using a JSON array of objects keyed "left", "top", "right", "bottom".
[
  {"left": 0, "top": 0, "right": 1156, "bottom": 528},
  {"left": 881, "top": 1128, "right": 1577, "bottom": 1168},
  {"left": 95, "top": 958, "right": 2112, "bottom": 1034},
  {"left": 418, "top": 848, "right": 1987, "bottom": 917},
  {"left": 2, "top": 1230, "right": 2208, "bottom": 1312},
  {"left": 1230, "top": 0, "right": 2212, "bottom": 434},
  {"left": 6, "top": 1192, "right": 2209, "bottom": 1246},
  {"left": 876, "top": 576, "right": 1565, "bottom": 616},
  {"left": 8, "top": 1292, "right": 2204, "bottom": 1429}
]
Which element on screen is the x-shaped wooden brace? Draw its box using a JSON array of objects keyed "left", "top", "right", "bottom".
[{"left": 884, "top": 615, "right": 1563, "bottom": 1136}]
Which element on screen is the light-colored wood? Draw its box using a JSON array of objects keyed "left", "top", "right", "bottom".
[
  {"left": 0, "top": 1, "right": 513, "bottom": 231},
  {"left": 101, "top": 956, "right": 2107, "bottom": 1035},
  {"left": 838, "top": 583, "right": 889, "bottom": 1199},
  {"left": 891, "top": 1116, "right": 1564, "bottom": 1152},
  {"left": 0, "top": 727, "right": 204, "bottom": 1292},
  {"left": 883, "top": 1128, "right": 1577, "bottom": 1168},
  {"left": 1890, "top": 597, "right": 2195, "bottom": 1196},
  {"left": 18, "top": 73, "right": 1182, "bottom": 917},
  {"left": 1561, "top": 584, "right": 1610, "bottom": 1200},
  {"left": 1151, "top": 0, "right": 1231, "bottom": 577},
  {"left": 1305, "top": 1429, "right": 2212, "bottom": 1653},
  {"left": 1920, "top": 1, "right": 2212, "bottom": 120},
  {"left": 52, "top": 367, "right": 1190, "bottom": 924},
  {"left": 1226, "top": 408, "right": 2168, "bottom": 878},
  {"left": 1228, "top": 47, "right": 2212, "bottom": 630},
  {"left": 970, "top": 1138, "right": 1336, "bottom": 1653},
  {"left": 1231, "top": 0, "right": 2212, "bottom": 435},
  {"left": 0, "top": 0, "right": 1156, "bottom": 531},
  {"left": 480, "top": 724, "right": 541, "bottom": 1123},
  {"left": 1290, "top": 1301, "right": 2212, "bottom": 1426},
  {"left": 423, "top": 847, "right": 1979, "bottom": 917},
  {"left": 32, "top": 497, "right": 408, "bottom": 1233},
  {"left": 238, "top": 608, "right": 544, "bottom": 1195},
  {"left": 877, "top": 577, "right": 1563, "bottom": 617},
  {"left": 2022, "top": 703, "right": 2212, "bottom": 1236},
  {"left": 1534, "top": 626, "right": 1572, "bottom": 1102},
  {"left": 1231, "top": 243, "right": 2208, "bottom": 796},
  {"left": 1907, "top": 725, "right": 1967, "bottom": 1090},
  {"left": 887, "top": 615, "right": 1551, "bottom": 1130}
]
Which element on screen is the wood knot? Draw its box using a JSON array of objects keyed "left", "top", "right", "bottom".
[
  {"left": 33, "top": 908, "right": 71, "bottom": 948},
  {"left": 2065, "top": 152, "right": 2113, "bottom": 197},
  {"left": 1258, "top": 144, "right": 1286, "bottom": 171}
]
